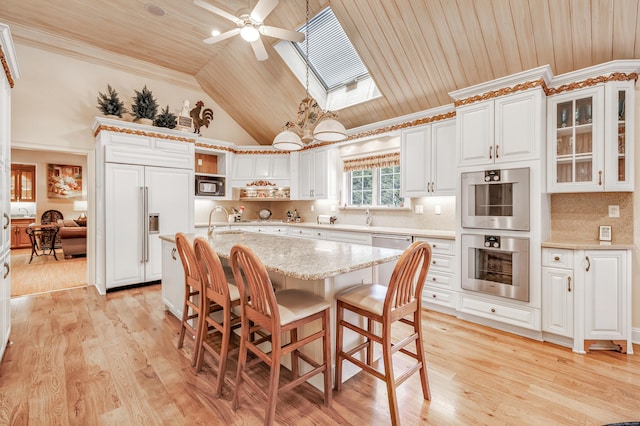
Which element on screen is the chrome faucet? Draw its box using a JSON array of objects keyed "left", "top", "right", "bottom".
[
  {"left": 365, "top": 207, "right": 372, "bottom": 226},
  {"left": 18, "top": 207, "right": 29, "bottom": 216},
  {"left": 208, "top": 206, "right": 229, "bottom": 236}
]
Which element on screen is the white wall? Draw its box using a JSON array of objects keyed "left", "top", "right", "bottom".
[{"left": 10, "top": 41, "right": 258, "bottom": 151}]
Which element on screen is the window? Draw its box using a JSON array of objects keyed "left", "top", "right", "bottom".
[{"left": 344, "top": 153, "right": 405, "bottom": 208}]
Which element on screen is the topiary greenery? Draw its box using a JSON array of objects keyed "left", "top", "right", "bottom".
[
  {"left": 154, "top": 105, "right": 177, "bottom": 129},
  {"left": 96, "top": 84, "right": 127, "bottom": 117},
  {"left": 131, "top": 85, "right": 158, "bottom": 121}
]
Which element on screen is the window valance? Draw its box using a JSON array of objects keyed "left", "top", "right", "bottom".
[{"left": 343, "top": 152, "right": 400, "bottom": 172}]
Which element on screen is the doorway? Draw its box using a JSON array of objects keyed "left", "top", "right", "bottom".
[{"left": 9, "top": 148, "right": 90, "bottom": 297}]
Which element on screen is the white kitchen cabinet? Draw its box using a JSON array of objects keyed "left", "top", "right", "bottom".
[
  {"left": 547, "top": 64, "right": 638, "bottom": 192},
  {"left": 288, "top": 227, "right": 327, "bottom": 239},
  {"left": 458, "top": 294, "right": 540, "bottom": 330},
  {"left": 541, "top": 248, "right": 574, "bottom": 338},
  {"left": 161, "top": 239, "right": 184, "bottom": 319},
  {"left": 582, "top": 250, "right": 630, "bottom": 349},
  {"left": 541, "top": 247, "right": 632, "bottom": 354},
  {"left": 232, "top": 154, "right": 290, "bottom": 186},
  {"left": 94, "top": 120, "right": 194, "bottom": 293},
  {"left": 457, "top": 89, "right": 543, "bottom": 167},
  {"left": 401, "top": 119, "right": 456, "bottom": 197},
  {"left": 0, "top": 24, "right": 18, "bottom": 362},
  {"left": 293, "top": 148, "right": 337, "bottom": 200},
  {"left": 325, "top": 229, "right": 372, "bottom": 245},
  {"left": 413, "top": 237, "right": 458, "bottom": 312}
]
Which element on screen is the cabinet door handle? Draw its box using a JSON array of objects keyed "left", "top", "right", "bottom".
[
  {"left": 554, "top": 256, "right": 560, "bottom": 261},
  {"left": 489, "top": 146, "right": 493, "bottom": 159},
  {"left": 598, "top": 170, "right": 603, "bottom": 186},
  {"left": 3, "top": 212, "right": 9, "bottom": 230},
  {"left": 3, "top": 262, "right": 9, "bottom": 279},
  {"left": 495, "top": 145, "right": 499, "bottom": 158},
  {"left": 567, "top": 276, "right": 572, "bottom": 292},
  {"left": 171, "top": 247, "right": 177, "bottom": 260},
  {"left": 585, "top": 256, "right": 591, "bottom": 272}
]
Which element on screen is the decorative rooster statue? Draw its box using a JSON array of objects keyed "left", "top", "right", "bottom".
[{"left": 189, "top": 100, "right": 214, "bottom": 134}]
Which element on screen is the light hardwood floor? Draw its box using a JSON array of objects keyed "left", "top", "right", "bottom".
[
  {"left": 0, "top": 284, "right": 638, "bottom": 425},
  {"left": 10, "top": 248, "right": 87, "bottom": 297}
]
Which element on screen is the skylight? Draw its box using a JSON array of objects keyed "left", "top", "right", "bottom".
[
  {"left": 275, "top": 6, "right": 380, "bottom": 111},
  {"left": 294, "top": 7, "right": 369, "bottom": 91}
]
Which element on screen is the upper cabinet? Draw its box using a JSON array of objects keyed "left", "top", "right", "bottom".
[
  {"left": 547, "top": 61, "right": 639, "bottom": 193},
  {"left": 456, "top": 89, "right": 544, "bottom": 167},
  {"left": 291, "top": 148, "right": 337, "bottom": 200},
  {"left": 10, "top": 164, "right": 36, "bottom": 202},
  {"left": 401, "top": 116, "right": 456, "bottom": 197},
  {"left": 450, "top": 65, "right": 551, "bottom": 168},
  {"left": 231, "top": 153, "right": 290, "bottom": 187}
]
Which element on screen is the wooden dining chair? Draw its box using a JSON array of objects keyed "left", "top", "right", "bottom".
[
  {"left": 175, "top": 232, "right": 205, "bottom": 366},
  {"left": 192, "top": 237, "right": 241, "bottom": 397},
  {"left": 334, "top": 241, "right": 433, "bottom": 426},
  {"left": 229, "top": 244, "right": 332, "bottom": 426}
]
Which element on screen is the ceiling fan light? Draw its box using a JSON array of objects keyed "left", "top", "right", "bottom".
[
  {"left": 273, "top": 130, "right": 303, "bottom": 151},
  {"left": 240, "top": 26, "right": 260, "bottom": 42},
  {"left": 313, "top": 118, "right": 347, "bottom": 142}
]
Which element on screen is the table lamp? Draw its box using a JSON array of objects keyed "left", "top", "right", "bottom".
[{"left": 74, "top": 200, "right": 87, "bottom": 219}]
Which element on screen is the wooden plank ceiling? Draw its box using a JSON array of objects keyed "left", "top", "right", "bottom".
[{"left": 1, "top": 0, "right": 639, "bottom": 145}]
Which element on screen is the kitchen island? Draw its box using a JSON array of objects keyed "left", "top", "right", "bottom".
[{"left": 159, "top": 230, "right": 405, "bottom": 387}]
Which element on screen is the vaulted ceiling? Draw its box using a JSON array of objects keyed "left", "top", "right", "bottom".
[{"left": 1, "top": 0, "right": 639, "bottom": 145}]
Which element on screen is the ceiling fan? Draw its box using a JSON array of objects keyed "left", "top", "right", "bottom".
[{"left": 194, "top": 0, "right": 305, "bottom": 61}]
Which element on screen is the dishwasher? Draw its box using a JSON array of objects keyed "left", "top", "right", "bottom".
[{"left": 372, "top": 234, "right": 413, "bottom": 285}]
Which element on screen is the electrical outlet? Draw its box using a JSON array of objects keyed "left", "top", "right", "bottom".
[
  {"left": 415, "top": 205, "right": 423, "bottom": 214},
  {"left": 310, "top": 205, "right": 315, "bottom": 212},
  {"left": 609, "top": 205, "right": 620, "bottom": 218},
  {"left": 435, "top": 205, "right": 442, "bottom": 215}
]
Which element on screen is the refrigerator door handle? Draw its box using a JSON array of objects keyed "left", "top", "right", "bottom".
[
  {"left": 144, "top": 186, "right": 149, "bottom": 262},
  {"left": 140, "top": 186, "right": 145, "bottom": 264}
]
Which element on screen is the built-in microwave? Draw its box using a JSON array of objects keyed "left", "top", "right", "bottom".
[
  {"left": 195, "top": 176, "right": 225, "bottom": 197},
  {"left": 461, "top": 167, "right": 530, "bottom": 231}
]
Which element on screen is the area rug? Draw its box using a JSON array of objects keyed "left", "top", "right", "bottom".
[{"left": 10, "top": 248, "right": 87, "bottom": 297}]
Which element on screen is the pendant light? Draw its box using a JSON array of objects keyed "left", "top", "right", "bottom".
[{"left": 272, "top": 0, "right": 347, "bottom": 151}]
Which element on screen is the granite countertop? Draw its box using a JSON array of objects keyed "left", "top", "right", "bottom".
[
  {"left": 160, "top": 231, "right": 404, "bottom": 281},
  {"left": 542, "top": 238, "right": 635, "bottom": 250},
  {"left": 194, "top": 221, "right": 455, "bottom": 240}
]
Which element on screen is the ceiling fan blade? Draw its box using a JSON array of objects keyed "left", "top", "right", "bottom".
[
  {"left": 251, "top": 38, "right": 269, "bottom": 61},
  {"left": 193, "top": 0, "right": 242, "bottom": 25},
  {"left": 250, "top": 0, "right": 278, "bottom": 23},
  {"left": 203, "top": 28, "right": 241, "bottom": 44},
  {"left": 261, "top": 25, "right": 305, "bottom": 43}
]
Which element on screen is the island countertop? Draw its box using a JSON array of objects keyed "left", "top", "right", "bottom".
[{"left": 160, "top": 231, "right": 404, "bottom": 281}]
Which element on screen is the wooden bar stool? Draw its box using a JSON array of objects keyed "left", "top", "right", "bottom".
[
  {"left": 192, "top": 237, "right": 241, "bottom": 397},
  {"left": 230, "top": 244, "right": 332, "bottom": 426},
  {"left": 335, "top": 241, "right": 432, "bottom": 426},
  {"left": 175, "top": 232, "right": 205, "bottom": 366}
]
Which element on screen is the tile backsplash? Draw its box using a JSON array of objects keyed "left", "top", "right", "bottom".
[{"left": 550, "top": 192, "right": 633, "bottom": 242}]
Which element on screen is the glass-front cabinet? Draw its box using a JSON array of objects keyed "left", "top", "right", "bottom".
[
  {"left": 548, "top": 80, "right": 635, "bottom": 193},
  {"left": 10, "top": 164, "right": 36, "bottom": 202}
]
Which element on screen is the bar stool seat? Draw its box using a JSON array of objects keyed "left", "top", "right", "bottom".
[{"left": 275, "top": 289, "right": 330, "bottom": 325}]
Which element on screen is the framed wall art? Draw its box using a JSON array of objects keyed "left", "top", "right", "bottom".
[{"left": 47, "top": 164, "right": 82, "bottom": 199}]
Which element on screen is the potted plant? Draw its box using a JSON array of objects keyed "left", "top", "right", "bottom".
[
  {"left": 154, "top": 105, "right": 177, "bottom": 129},
  {"left": 131, "top": 85, "right": 158, "bottom": 125},
  {"left": 96, "top": 84, "right": 127, "bottom": 118}
]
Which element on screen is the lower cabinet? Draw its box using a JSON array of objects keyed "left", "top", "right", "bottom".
[
  {"left": 10, "top": 218, "right": 34, "bottom": 249},
  {"left": 161, "top": 240, "right": 184, "bottom": 319},
  {"left": 325, "top": 229, "right": 372, "bottom": 245},
  {"left": 541, "top": 247, "right": 632, "bottom": 354},
  {"left": 288, "top": 227, "right": 327, "bottom": 239},
  {"left": 413, "top": 237, "right": 458, "bottom": 312}
]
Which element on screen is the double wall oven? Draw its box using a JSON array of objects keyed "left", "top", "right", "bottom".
[{"left": 460, "top": 167, "right": 531, "bottom": 302}]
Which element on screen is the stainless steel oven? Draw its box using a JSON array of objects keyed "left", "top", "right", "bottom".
[
  {"left": 461, "top": 167, "right": 530, "bottom": 231},
  {"left": 461, "top": 233, "right": 529, "bottom": 302}
]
